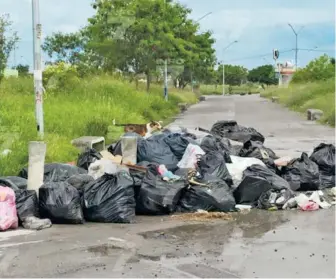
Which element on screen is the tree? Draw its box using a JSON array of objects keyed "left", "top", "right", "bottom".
[
  {"left": 42, "top": 31, "right": 84, "bottom": 64},
  {"left": 15, "top": 64, "right": 29, "bottom": 76},
  {"left": 247, "top": 64, "right": 277, "bottom": 85},
  {"left": 217, "top": 64, "right": 248, "bottom": 86},
  {"left": 0, "top": 14, "right": 19, "bottom": 82},
  {"left": 87, "top": 0, "right": 215, "bottom": 91},
  {"left": 291, "top": 54, "right": 335, "bottom": 83}
]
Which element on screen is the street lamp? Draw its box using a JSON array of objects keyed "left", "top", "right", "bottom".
[
  {"left": 222, "top": 40, "right": 238, "bottom": 96},
  {"left": 288, "top": 23, "right": 304, "bottom": 70},
  {"left": 190, "top": 12, "right": 212, "bottom": 93}
]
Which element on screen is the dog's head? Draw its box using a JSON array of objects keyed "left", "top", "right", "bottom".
[{"left": 149, "top": 120, "right": 163, "bottom": 131}]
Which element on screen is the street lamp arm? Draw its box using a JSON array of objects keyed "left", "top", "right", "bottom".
[
  {"left": 195, "top": 12, "right": 212, "bottom": 23},
  {"left": 288, "top": 23, "right": 297, "bottom": 35}
]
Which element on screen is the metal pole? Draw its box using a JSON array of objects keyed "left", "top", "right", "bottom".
[
  {"left": 222, "top": 63, "right": 225, "bottom": 96},
  {"left": 191, "top": 70, "right": 193, "bottom": 92},
  {"left": 164, "top": 58, "right": 168, "bottom": 101},
  {"left": 32, "top": 0, "right": 44, "bottom": 137},
  {"left": 295, "top": 34, "right": 298, "bottom": 70},
  {"left": 163, "top": 0, "right": 168, "bottom": 101}
]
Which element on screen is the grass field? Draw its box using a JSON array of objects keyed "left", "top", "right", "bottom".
[
  {"left": 0, "top": 76, "right": 197, "bottom": 176},
  {"left": 261, "top": 78, "right": 335, "bottom": 126}
]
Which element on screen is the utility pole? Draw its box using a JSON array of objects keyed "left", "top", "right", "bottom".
[
  {"left": 222, "top": 40, "right": 238, "bottom": 96},
  {"left": 288, "top": 23, "right": 304, "bottom": 70},
  {"left": 163, "top": 0, "right": 168, "bottom": 101},
  {"left": 32, "top": 0, "right": 44, "bottom": 137}
]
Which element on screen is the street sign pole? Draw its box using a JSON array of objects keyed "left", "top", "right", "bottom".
[{"left": 32, "top": 0, "right": 44, "bottom": 137}]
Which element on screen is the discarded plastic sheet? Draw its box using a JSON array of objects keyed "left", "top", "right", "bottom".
[{"left": 177, "top": 144, "right": 205, "bottom": 169}]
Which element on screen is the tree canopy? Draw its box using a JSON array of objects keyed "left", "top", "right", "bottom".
[
  {"left": 42, "top": 0, "right": 216, "bottom": 91},
  {"left": 247, "top": 64, "right": 277, "bottom": 85}
]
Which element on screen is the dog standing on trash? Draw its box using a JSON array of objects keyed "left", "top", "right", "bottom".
[{"left": 112, "top": 120, "right": 163, "bottom": 138}]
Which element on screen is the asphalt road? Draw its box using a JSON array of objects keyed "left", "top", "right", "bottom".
[{"left": 0, "top": 94, "right": 335, "bottom": 278}]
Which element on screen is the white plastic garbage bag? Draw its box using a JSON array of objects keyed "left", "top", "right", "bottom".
[
  {"left": 88, "top": 159, "right": 128, "bottom": 180},
  {"left": 226, "top": 156, "right": 266, "bottom": 187},
  {"left": 177, "top": 144, "right": 205, "bottom": 169}
]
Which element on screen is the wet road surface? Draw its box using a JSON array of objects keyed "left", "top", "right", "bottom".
[{"left": 0, "top": 95, "right": 335, "bottom": 278}]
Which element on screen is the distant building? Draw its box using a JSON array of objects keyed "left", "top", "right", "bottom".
[{"left": 274, "top": 61, "right": 296, "bottom": 87}]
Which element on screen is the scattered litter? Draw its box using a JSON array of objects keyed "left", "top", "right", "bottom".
[{"left": 2, "top": 120, "right": 334, "bottom": 228}]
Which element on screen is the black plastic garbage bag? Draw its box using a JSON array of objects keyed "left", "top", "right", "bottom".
[
  {"left": 239, "top": 140, "right": 278, "bottom": 160},
  {"left": 281, "top": 153, "right": 321, "bottom": 191},
  {"left": 66, "top": 174, "right": 95, "bottom": 208},
  {"left": 39, "top": 181, "right": 84, "bottom": 224},
  {"left": 177, "top": 174, "right": 236, "bottom": 212},
  {"left": 15, "top": 189, "right": 39, "bottom": 222},
  {"left": 66, "top": 174, "right": 95, "bottom": 190},
  {"left": 163, "top": 133, "right": 192, "bottom": 160},
  {"left": 83, "top": 172, "right": 135, "bottom": 223},
  {"left": 77, "top": 148, "right": 102, "bottom": 170},
  {"left": 234, "top": 164, "right": 290, "bottom": 205},
  {"left": 19, "top": 163, "right": 87, "bottom": 183},
  {"left": 257, "top": 189, "right": 294, "bottom": 210},
  {"left": 310, "top": 143, "right": 335, "bottom": 189},
  {"left": 129, "top": 161, "right": 153, "bottom": 199},
  {"left": 137, "top": 134, "right": 179, "bottom": 171},
  {"left": 200, "top": 135, "right": 232, "bottom": 156},
  {"left": 210, "top": 120, "right": 265, "bottom": 143},
  {"left": 0, "top": 176, "right": 27, "bottom": 190},
  {"left": 197, "top": 151, "right": 233, "bottom": 186},
  {"left": 239, "top": 140, "right": 278, "bottom": 172},
  {"left": 136, "top": 165, "right": 187, "bottom": 215}
]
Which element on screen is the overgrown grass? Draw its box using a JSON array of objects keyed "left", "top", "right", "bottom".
[
  {"left": 0, "top": 75, "right": 197, "bottom": 175},
  {"left": 200, "top": 84, "right": 261, "bottom": 95},
  {"left": 260, "top": 78, "right": 335, "bottom": 126}
]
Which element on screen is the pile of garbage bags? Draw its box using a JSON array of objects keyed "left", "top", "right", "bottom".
[{"left": 1, "top": 120, "right": 335, "bottom": 230}]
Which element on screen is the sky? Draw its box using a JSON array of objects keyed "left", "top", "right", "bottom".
[{"left": 2, "top": 0, "right": 335, "bottom": 70}]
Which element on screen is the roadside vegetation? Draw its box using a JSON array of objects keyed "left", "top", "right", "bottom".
[
  {"left": 0, "top": 71, "right": 197, "bottom": 176},
  {"left": 261, "top": 55, "right": 335, "bottom": 126}
]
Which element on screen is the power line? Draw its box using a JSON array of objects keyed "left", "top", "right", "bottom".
[
  {"left": 224, "top": 49, "right": 294, "bottom": 63},
  {"left": 297, "top": 48, "right": 334, "bottom": 53}
]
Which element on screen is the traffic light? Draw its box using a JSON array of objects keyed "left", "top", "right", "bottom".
[{"left": 273, "top": 49, "right": 279, "bottom": 60}]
